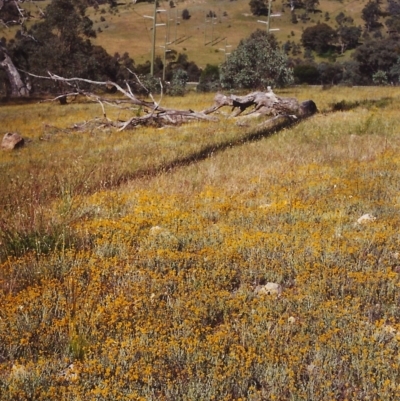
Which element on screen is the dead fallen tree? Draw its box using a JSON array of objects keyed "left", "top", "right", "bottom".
[
  {"left": 203, "top": 87, "right": 318, "bottom": 118},
  {"left": 26, "top": 72, "right": 317, "bottom": 131}
]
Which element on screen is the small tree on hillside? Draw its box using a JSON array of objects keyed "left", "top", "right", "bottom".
[
  {"left": 335, "top": 12, "right": 362, "bottom": 54},
  {"left": 182, "top": 9, "right": 191, "bottom": 20},
  {"left": 301, "top": 23, "right": 337, "bottom": 54},
  {"left": 386, "top": 0, "right": 400, "bottom": 37},
  {"left": 249, "top": 0, "right": 269, "bottom": 16},
  {"left": 362, "top": 0, "right": 383, "bottom": 32},
  {"left": 220, "top": 30, "right": 294, "bottom": 89},
  {"left": 303, "top": 0, "right": 319, "bottom": 13},
  {"left": 337, "top": 25, "right": 362, "bottom": 53}
]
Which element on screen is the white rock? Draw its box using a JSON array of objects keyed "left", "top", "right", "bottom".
[
  {"left": 10, "top": 364, "right": 28, "bottom": 380},
  {"left": 148, "top": 225, "right": 180, "bottom": 250},
  {"left": 374, "top": 325, "right": 398, "bottom": 342},
  {"left": 357, "top": 214, "right": 376, "bottom": 224},
  {"left": 255, "top": 282, "right": 282, "bottom": 296},
  {"left": 382, "top": 325, "right": 397, "bottom": 335},
  {"left": 59, "top": 363, "right": 79, "bottom": 382},
  {"left": 306, "top": 363, "right": 318, "bottom": 375},
  {"left": 149, "top": 225, "right": 164, "bottom": 236}
]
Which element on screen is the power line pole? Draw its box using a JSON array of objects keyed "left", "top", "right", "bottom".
[
  {"left": 204, "top": 12, "right": 217, "bottom": 44},
  {"left": 144, "top": 2, "right": 166, "bottom": 76},
  {"left": 166, "top": 10, "right": 174, "bottom": 44},
  {"left": 175, "top": 8, "right": 179, "bottom": 42},
  {"left": 204, "top": 11, "right": 208, "bottom": 45},
  {"left": 257, "top": 0, "right": 281, "bottom": 34},
  {"left": 266, "top": 0, "right": 272, "bottom": 33},
  {"left": 211, "top": 16, "right": 215, "bottom": 42},
  {"left": 160, "top": 44, "right": 171, "bottom": 81},
  {"left": 150, "top": 0, "right": 157, "bottom": 76},
  {"left": 219, "top": 40, "right": 232, "bottom": 61}
]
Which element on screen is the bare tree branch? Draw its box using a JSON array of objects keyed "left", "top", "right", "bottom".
[
  {"left": 23, "top": 71, "right": 219, "bottom": 130},
  {"left": 21, "top": 71, "right": 317, "bottom": 132},
  {"left": 13, "top": 0, "right": 26, "bottom": 21}
]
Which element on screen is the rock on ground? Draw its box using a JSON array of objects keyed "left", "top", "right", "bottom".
[{"left": 1, "top": 132, "right": 24, "bottom": 150}]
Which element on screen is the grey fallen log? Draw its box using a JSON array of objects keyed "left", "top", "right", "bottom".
[{"left": 202, "top": 88, "right": 317, "bottom": 119}]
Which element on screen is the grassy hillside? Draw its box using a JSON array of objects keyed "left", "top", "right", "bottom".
[
  {"left": 1, "top": 87, "right": 400, "bottom": 399},
  {"left": 0, "top": 0, "right": 389, "bottom": 69},
  {"left": 87, "top": 0, "right": 376, "bottom": 68}
]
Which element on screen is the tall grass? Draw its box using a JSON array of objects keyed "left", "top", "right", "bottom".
[{"left": 1, "top": 86, "right": 400, "bottom": 400}]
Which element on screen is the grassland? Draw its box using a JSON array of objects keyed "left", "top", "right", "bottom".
[{"left": 1, "top": 86, "right": 400, "bottom": 399}]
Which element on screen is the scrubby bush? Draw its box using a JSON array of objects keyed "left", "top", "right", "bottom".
[
  {"left": 168, "top": 68, "right": 188, "bottom": 96},
  {"left": 197, "top": 64, "right": 220, "bottom": 92}
]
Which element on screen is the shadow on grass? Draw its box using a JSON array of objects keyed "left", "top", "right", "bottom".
[
  {"left": 330, "top": 97, "right": 393, "bottom": 112},
  {"left": 114, "top": 114, "right": 302, "bottom": 185}
]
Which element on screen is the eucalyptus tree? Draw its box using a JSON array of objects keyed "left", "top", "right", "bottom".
[
  {"left": 0, "top": 0, "right": 31, "bottom": 95},
  {"left": 220, "top": 30, "right": 294, "bottom": 90},
  {"left": 1, "top": 0, "right": 134, "bottom": 96}
]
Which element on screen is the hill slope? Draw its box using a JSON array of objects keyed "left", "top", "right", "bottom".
[{"left": 88, "top": 0, "right": 382, "bottom": 67}]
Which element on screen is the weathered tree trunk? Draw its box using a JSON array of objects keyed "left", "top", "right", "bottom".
[
  {"left": 202, "top": 90, "right": 317, "bottom": 118},
  {"left": 0, "top": 48, "right": 30, "bottom": 97}
]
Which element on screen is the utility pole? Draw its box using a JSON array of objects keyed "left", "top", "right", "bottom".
[
  {"left": 257, "top": 0, "right": 280, "bottom": 34},
  {"left": 175, "top": 8, "right": 179, "bottom": 42},
  {"left": 144, "top": 2, "right": 166, "bottom": 76},
  {"left": 150, "top": 0, "right": 157, "bottom": 76},
  {"left": 204, "top": 11, "right": 207, "bottom": 45},
  {"left": 219, "top": 40, "right": 232, "bottom": 61},
  {"left": 204, "top": 11, "right": 217, "bottom": 44},
  {"left": 166, "top": 10, "right": 174, "bottom": 44},
  {"left": 267, "top": 0, "right": 272, "bottom": 33},
  {"left": 160, "top": 44, "right": 171, "bottom": 81},
  {"left": 211, "top": 15, "right": 217, "bottom": 43}
]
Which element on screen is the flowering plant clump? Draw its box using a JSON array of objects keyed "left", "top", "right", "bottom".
[{"left": 1, "top": 87, "right": 400, "bottom": 400}]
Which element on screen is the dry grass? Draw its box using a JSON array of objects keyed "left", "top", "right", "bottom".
[{"left": 1, "top": 86, "right": 400, "bottom": 400}]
